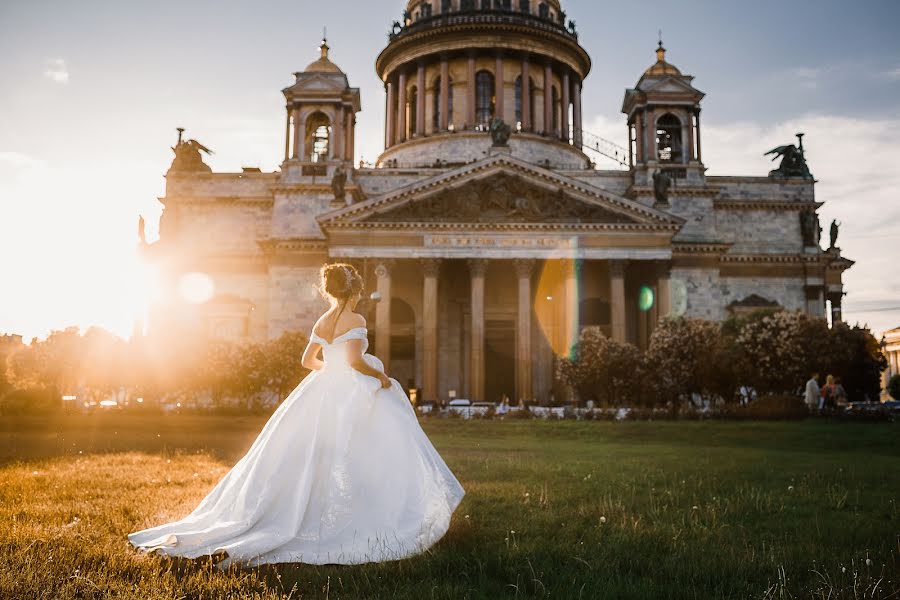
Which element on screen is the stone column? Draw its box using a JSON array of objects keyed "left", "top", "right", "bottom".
[
  {"left": 610, "top": 260, "right": 627, "bottom": 342},
  {"left": 657, "top": 261, "right": 671, "bottom": 319},
  {"left": 687, "top": 109, "right": 695, "bottom": 162},
  {"left": 572, "top": 78, "right": 582, "bottom": 147},
  {"left": 522, "top": 55, "right": 531, "bottom": 131},
  {"left": 347, "top": 113, "right": 355, "bottom": 162},
  {"left": 468, "top": 258, "right": 487, "bottom": 401},
  {"left": 332, "top": 107, "right": 343, "bottom": 160},
  {"left": 635, "top": 113, "right": 643, "bottom": 163},
  {"left": 695, "top": 108, "right": 702, "bottom": 163},
  {"left": 398, "top": 71, "right": 408, "bottom": 143},
  {"left": 561, "top": 69, "right": 570, "bottom": 142},
  {"left": 422, "top": 258, "right": 441, "bottom": 403},
  {"left": 495, "top": 52, "right": 505, "bottom": 122},
  {"left": 284, "top": 107, "right": 291, "bottom": 161},
  {"left": 375, "top": 260, "right": 393, "bottom": 372},
  {"left": 628, "top": 123, "right": 634, "bottom": 166},
  {"left": 467, "top": 53, "right": 476, "bottom": 128},
  {"left": 416, "top": 61, "right": 426, "bottom": 137},
  {"left": 514, "top": 259, "right": 534, "bottom": 403},
  {"left": 564, "top": 259, "right": 580, "bottom": 355},
  {"left": 292, "top": 108, "right": 302, "bottom": 159},
  {"left": 385, "top": 80, "right": 395, "bottom": 148},
  {"left": 543, "top": 61, "right": 553, "bottom": 135},
  {"left": 440, "top": 55, "right": 450, "bottom": 130}
]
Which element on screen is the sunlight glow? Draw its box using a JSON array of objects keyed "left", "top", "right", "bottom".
[{"left": 179, "top": 272, "right": 215, "bottom": 304}]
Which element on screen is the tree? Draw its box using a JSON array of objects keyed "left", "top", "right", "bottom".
[
  {"left": 557, "top": 327, "right": 644, "bottom": 406},
  {"left": 646, "top": 317, "right": 726, "bottom": 405},
  {"left": 888, "top": 374, "right": 900, "bottom": 401}
]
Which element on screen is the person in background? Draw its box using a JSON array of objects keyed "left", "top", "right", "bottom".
[
  {"left": 833, "top": 376, "right": 848, "bottom": 409},
  {"left": 821, "top": 375, "right": 836, "bottom": 411},
  {"left": 804, "top": 372, "right": 820, "bottom": 413}
]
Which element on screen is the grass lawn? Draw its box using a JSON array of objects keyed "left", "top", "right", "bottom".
[{"left": 0, "top": 414, "right": 897, "bottom": 599}]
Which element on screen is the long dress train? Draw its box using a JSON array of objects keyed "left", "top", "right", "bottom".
[{"left": 127, "top": 326, "right": 465, "bottom": 568}]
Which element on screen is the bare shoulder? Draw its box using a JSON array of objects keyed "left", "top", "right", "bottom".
[{"left": 348, "top": 312, "right": 367, "bottom": 328}]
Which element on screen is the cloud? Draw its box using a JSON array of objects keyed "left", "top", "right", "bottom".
[
  {"left": 43, "top": 58, "right": 69, "bottom": 84},
  {"left": 883, "top": 66, "right": 900, "bottom": 81}
]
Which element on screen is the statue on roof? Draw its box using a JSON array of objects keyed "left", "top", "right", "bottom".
[
  {"left": 829, "top": 219, "right": 841, "bottom": 250},
  {"left": 168, "top": 128, "right": 213, "bottom": 174},
  {"left": 331, "top": 164, "right": 347, "bottom": 202},
  {"left": 765, "top": 133, "right": 812, "bottom": 179},
  {"left": 652, "top": 170, "right": 672, "bottom": 205}
]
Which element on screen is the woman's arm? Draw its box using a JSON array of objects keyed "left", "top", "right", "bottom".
[
  {"left": 346, "top": 339, "right": 391, "bottom": 388},
  {"left": 301, "top": 342, "right": 325, "bottom": 371}
]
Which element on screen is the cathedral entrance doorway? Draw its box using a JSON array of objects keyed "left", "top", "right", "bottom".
[{"left": 484, "top": 319, "right": 515, "bottom": 404}]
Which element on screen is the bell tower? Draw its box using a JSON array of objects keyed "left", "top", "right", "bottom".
[
  {"left": 281, "top": 38, "right": 361, "bottom": 172},
  {"left": 622, "top": 41, "right": 705, "bottom": 188}
]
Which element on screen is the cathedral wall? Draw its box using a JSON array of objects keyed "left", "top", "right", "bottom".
[
  {"left": 267, "top": 265, "right": 330, "bottom": 339},
  {"left": 719, "top": 277, "right": 807, "bottom": 313},
  {"left": 715, "top": 209, "right": 803, "bottom": 254},
  {"left": 354, "top": 170, "right": 437, "bottom": 196},
  {"left": 271, "top": 191, "right": 333, "bottom": 238},
  {"left": 210, "top": 271, "right": 271, "bottom": 339},
  {"left": 671, "top": 267, "right": 724, "bottom": 321},
  {"left": 175, "top": 203, "right": 271, "bottom": 254},
  {"left": 568, "top": 171, "right": 633, "bottom": 196},
  {"left": 709, "top": 176, "right": 815, "bottom": 203},
  {"left": 377, "top": 132, "right": 588, "bottom": 168},
  {"left": 166, "top": 173, "right": 276, "bottom": 198},
  {"left": 667, "top": 196, "right": 717, "bottom": 241}
]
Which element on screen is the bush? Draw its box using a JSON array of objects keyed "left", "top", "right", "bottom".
[
  {"left": 0, "top": 388, "right": 61, "bottom": 416},
  {"left": 557, "top": 327, "right": 644, "bottom": 406},
  {"left": 722, "top": 394, "right": 809, "bottom": 420},
  {"left": 646, "top": 317, "right": 728, "bottom": 405},
  {"left": 889, "top": 374, "right": 900, "bottom": 401}
]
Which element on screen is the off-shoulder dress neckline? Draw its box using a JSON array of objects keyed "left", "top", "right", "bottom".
[{"left": 311, "top": 326, "right": 367, "bottom": 346}]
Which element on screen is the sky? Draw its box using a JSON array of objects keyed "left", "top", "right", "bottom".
[{"left": 1, "top": 0, "right": 899, "bottom": 342}]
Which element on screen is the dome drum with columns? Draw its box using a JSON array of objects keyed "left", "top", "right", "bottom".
[
  {"left": 377, "top": 0, "right": 591, "bottom": 168},
  {"left": 144, "top": 0, "right": 854, "bottom": 407}
]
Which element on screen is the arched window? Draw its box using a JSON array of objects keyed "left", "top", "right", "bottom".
[
  {"left": 433, "top": 76, "right": 454, "bottom": 130},
  {"left": 475, "top": 70, "right": 495, "bottom": 128},
  {"left": 656, "top": 113, "right": 683, "bottom": 163},
  {"left": 408, "top": 85, "right": 418, "bottom": 138},
  {"left": 519, "top": 0, "right": 530, "bottom": 12},
  {"left": 538, "top": 2, "right": 549, "bottom": 18},
  {"left": 441, "top": 0, "right": 451, "bottom": 11},
  {"left": 305, "top": 112, "right": 331, "bottom": 162},
  {"left": 514, "top": 75, "right": 535, "bottom": 130},
  {"left": 460, "top": 0, "right": 475, "bottom": 10},
  {"left": 480, "top": 0, "right": 491, "bottom": 8}
]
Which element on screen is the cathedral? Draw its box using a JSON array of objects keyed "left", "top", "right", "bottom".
[{"left": 145, "top": 0, "right": 853, "bottom": 404}]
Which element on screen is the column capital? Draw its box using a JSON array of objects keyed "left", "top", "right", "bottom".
[
  {"left": 610, "top": 259, "right": 627, "bottom": 277},
  {"left": 467, "top": 258, "right": 488, "bottom": 277},
  {"left": 420, "top": 257, "right": 442, "bottom": 278},
  {"left": 513, "top": 258, "right": 535, "bottom": 278},
  {"left": 375, "top": 259, "right": 396, "bottom": 278}
]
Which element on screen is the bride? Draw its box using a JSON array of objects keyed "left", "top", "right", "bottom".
[{"left": 128, "top": 263, "right": 466, "bottom": 568}]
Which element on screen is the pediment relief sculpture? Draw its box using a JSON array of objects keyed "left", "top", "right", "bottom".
[{"left": 367, "top": 174, "right": 637, "bottom": 224}]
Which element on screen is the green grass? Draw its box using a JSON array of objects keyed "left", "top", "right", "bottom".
[{"left": 0, "top": 415, "right": 898, "bottom": 599}]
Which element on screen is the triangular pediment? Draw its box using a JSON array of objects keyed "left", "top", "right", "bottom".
[
  {"left": 640, "top": 75, "right": 705, "bottom": 97},
  {"left": 283, "top": 73, "right": 350, "bottom": 95},
  {"left": 319, "top": 154, "right": 682, "bottom": 230}
]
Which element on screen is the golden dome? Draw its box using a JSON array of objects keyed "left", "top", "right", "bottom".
[
  {"left": 643, "top": 42, "right": 682, "bottom": 77},
  {"left": 304, "top": 39, "right": 344, "bottom": 74}
]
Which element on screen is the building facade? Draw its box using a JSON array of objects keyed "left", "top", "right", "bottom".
[
  {"left": 145, "top": 0, "right": 853, "bottom": 404},
  {"left": 882, "top": 327, "right": 900, "bottom": 399}
]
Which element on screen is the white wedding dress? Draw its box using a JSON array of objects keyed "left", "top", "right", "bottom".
[{"left": 128, "top": 326, "right": 465, "bottom": 568}]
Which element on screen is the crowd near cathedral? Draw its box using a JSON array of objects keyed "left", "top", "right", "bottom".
[{"left": 143, "top": 0, "right": 854, "bottom": 405}]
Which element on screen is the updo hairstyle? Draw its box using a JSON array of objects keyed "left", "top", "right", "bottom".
[{"left": 319, "top": 262, "right": 364, "bottom": 304}]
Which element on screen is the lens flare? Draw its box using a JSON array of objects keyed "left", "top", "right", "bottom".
[
  {"left": 178, "top": 272, "right": 215, "bottom": 304},
  {"left": 638, "top": 286, "right": 655, "bottom": 312}
]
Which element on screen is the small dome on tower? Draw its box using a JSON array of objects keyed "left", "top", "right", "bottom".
[
  {"left": 643, "top": 40, "right": 682, "bottom": 77},
  {"left": 304, "top": 39, "right": 344, "bottom": 74}
]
